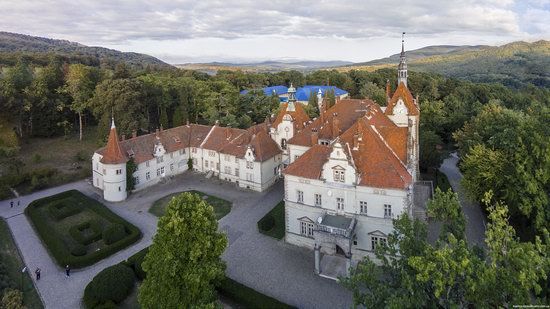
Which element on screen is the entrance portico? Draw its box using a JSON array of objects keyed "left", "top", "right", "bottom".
[{"left": 313, "top": 214, "right": 356, "bottom": 280}]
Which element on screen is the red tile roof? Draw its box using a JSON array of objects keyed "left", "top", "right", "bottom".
[
  {"left": 283, "top": 145, "right": 332, "bottom": 179},
  {"left": 385, "top": 82, "right": 419, "bottom": 116},
  {"left": 100, "top": 125, "right": 127, "bottom": 164},
  {"left": 249, "top": 129, "right": 282, "bottom": 161},
  {"left": 271, "top": 102, "right": 310, "bottom": 131}
]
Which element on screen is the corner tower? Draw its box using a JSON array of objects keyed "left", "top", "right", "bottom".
[{"left": 100, "top": 118, "right": 128, "bottom": 202}]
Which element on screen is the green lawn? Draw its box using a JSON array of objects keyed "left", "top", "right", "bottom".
[
  {"left": 0, "top": 219, "right": 44, "bottom": 309},
  {"left": 257, "top": 201, "right": 285, "bottom": 239},
  {"left": 25, "top": 190, "right": 142, "bottom": 268},
  {"left": 149, "top": 191, "right": 232, "bottom": 220}
]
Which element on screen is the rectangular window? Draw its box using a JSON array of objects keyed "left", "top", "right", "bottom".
[
  {"left": 134, "top": 176, "right": 139, "bottom": 185},
  {"left": 146, "top": 172, "right": 150, "bottom": 180},
  {"left": 224, "top": 155, "right": 230, "bottom": 161},
  {"left": 246, "top": 161, "right": 253, "bottom": 169},
  {"left": 193, "top": 158, "right": 197, "bottom": 165},
  {"left": 156, "top": 156, "right": 164, "bottom": 163},
  {"left": 371, "top": 236, "right": 387, "bottom": 251},
  {"left": 170, "top": 163, "right": 174, "bottom": 171},
  {"left": 209, "top": 151, "right": 215, "bottom": 157},
  {"left": 297, "top": 190, "right": 304, "bottom": 203},
  {"left": 170, "top": 153, "right": 173, "bottom": 159},
  {"left": 224, "top": 166, "right": 231, "bottom": 174},
  {"left": 192, "top": 148, "right": 197, "bottom": 153},
  {"left": 246, "top": 173, "right": 253, "bottom": 182},
  {"left": 300, "top": 221, "right": 314, "bottom": 237},
  {"left": 333, "top": 170, "right": 345, "bottom": 182},
  {"left": 160, "top": 167, "right": 165, "bottom": 174},
  {"left": 216, "top": 162, "right": 219, "bottom": 170},
  {"left": 337, "top": 198, "right": 344, "bottom": 210},
  {"left": 235, "top": 168, "right": 239, "bottom": 177},
  {"left": 384, "top": 204, "right": 392, "bottom": 218},
  {"left": 115, "top": 169, "right": 122, "bottom": 175},
  {"left": 235, "top": 157, "right": 238, "bottom": 163},
  {"left": 146, "top": 161, "right": 150, "bottom": 167},
  {"left": 157, "top": 168, "right": 161, "bottom": 176},
  {"left": 205, "top": 161, "right": 209, "bottom": 168},
  {"left": 360, "top": 201, "right": 368, "bottom": 214},
  {"left": 274, "top": 167, "right": 278, "bottom": 175},
  {"left": 179, "top": 149, "right": 184, "bottom": 155},
  {"left": 314, "top": 194, "right": 322, "bottom": 206}
]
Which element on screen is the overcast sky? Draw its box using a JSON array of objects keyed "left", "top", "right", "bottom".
[{"left": 1, "top": 0, "right": 549, "bottom": 64}]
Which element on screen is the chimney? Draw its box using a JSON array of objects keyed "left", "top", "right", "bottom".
[
  {"left": 311, "top": 128, "right": 319, "bottom": 145},
  {"left": 121, "top": 134, "right": 126, "bottom": 141},
  {"left": 214, "top": 120, "right": 219, "bottom": 126},
  {"left": 225, "top": 127, "right": 231, "bottom": 139},
  {"left": 332, "top": 113, "right": 340, "bottom": 136},
  {"left": 160, "top": 125, "right": 164, "bottom": 132},
  {"left": 186, "top": 119, "right": 190, "bottom": 127},
  {"left": 132, "top": 130, "right": 137, "bottom": 139},
  {"left": 155, "top": 128, "right": 159, "bottom": 139},
  {"left": 353, "top": 133, "right": 359, "bottom": 150},
  {"left": 386, "top": 79, "right": 391, "bottom": 103}
]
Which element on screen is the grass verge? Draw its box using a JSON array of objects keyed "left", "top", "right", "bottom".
[
  {"left": 149, "top": 190, "right": 231, "bottom": 220},
  {"left": 257, "top": 201, "right": 285, "bottom": 239},
  {"left": 25, "top": 190, "right": 142, "bottom": 269},
  {"left": 0, "top": 219, "right": 44, "bottom": 309}
]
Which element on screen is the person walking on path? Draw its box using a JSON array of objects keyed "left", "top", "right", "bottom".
[
  {"left": 10, "top": 201, "right": 13, "bottom": 208},
  {"left": 35, "top": 268, "right": 41, "bottom": 281},
  {"left": 17, "top": 200, "right": 20, "bottom": 207},
  {"left": 65, "top": 265, "right": 70, "bottom": 277}
]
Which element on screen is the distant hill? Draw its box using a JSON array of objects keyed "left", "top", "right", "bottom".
[
  {"left": 340, "top": 41, "right": 550, "bottom": 88},
  {"left": 0, "top": 31, "right": 173, "bottom": 69},
  {"left": 176, "top": 60, "right": 353, "bottom": 73}
]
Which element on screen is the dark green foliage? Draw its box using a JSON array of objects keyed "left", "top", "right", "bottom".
[
  {"left": 48, "top": 197, "right": 83, "bottom": 221},
  {"left": 125, "top": 158, "right": 137, "bottom": 192},
  {"left": 257, "top": 201, "right": 285, "bottom": 239},
  {"left": 83, "top": 264, "right": 135, "bottom": 309},
  {"left": 128, "top": 248, "right": 149, "bottom": 280},
  {"left": 102, "top": 224, "right": 127, "bottom": 245},
  {"left": 0, "top": 261, "right": 14, "bottom": 296},
  {"left": 25, "top": 190, "right": 142, "bottom": 268},
  {"left": 187, "top": 157, "right": 193, "bottom": 170},
  {"left": 70, "top": 244, "right": 87, "bottom": 256},
  {"left": 69, "top": 220, "right": 102, "bottom": 245},
  {"left": 217, "top": 277, "right": 296, "bottom": 309}
]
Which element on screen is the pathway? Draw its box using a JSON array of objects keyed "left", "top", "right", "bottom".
[
  {"left": 1, "top": 173, "right": 352, "bottom": 309},
  {"left": 439, "top": 153, "right": 486, "bottom": 247}
]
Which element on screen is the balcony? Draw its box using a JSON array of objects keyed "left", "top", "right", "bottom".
[{"left": 315, "top": 214, "right": 356, "bottom": 239}]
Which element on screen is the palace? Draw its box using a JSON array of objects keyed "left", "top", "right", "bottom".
[{"left": 92, "top": 39, "right": 428, "bottom": 278}]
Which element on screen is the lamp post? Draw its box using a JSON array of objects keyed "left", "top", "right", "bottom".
[{"left": 21, "top": 266, "right": 27, "bottom": 292}]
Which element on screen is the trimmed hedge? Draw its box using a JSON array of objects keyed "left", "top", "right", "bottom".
[
  {"left": 217, "top": 277, "right": 296, "bottom": 309},
  {"left": 48, "top": 197, "right": 82, "bottom": 221},
  {"left": 258, "top": 214, "right": 275, "bottom": 231},
  {"left": 257, "top": 201, "right": 285, "bottom": 239},
  {"left": 83, "top": 264, "right": 135, "bottom": 309},
  {"left": 25, "top": 190, "right": 142, "bottom": 268},
  {"left": 69, "top": 220, "right": 102, "bottom": 246},
  {"left": 102, "top": 224, "right": 127, "bottom": 245}
]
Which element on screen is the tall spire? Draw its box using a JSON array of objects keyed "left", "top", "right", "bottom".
[
  {"left": 100, "top": 117, "right": 127, "bottom": 164},
  {"left": 397, "top": 32, "right": 408, "bottom": 88}
]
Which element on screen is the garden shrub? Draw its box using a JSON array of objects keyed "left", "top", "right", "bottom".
[
  {"left": 25, "top": 190, "right": 142, "bottom": 268},
  {"left": 0, "top": 261, "right": 14, "bottom": 296},
  {"left": 69, "top": 220, "right": 102, "bottom": 245},
  {"left": 217, "top": 277, "right": 296, "bottom": 309},
  {"left": 70, "top": 244, "right": 87, "bottom": 257},
  {"left": 83, "top": 264, "right": 135, "bottom": 309},
  {"left": 47, "top": 198, "right": 82, "bottom": 221},
  {"left": 102, "top": 224, "right": 127, "bottom": 245},
  {"left": 258, "top": 214, "right": 275, "bottom": 231},
  {"left": 32, "top": 153, "right": 42, "bottom": 163}
]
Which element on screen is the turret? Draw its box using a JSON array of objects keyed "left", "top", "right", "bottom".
[
  {"left": 317, "top": 88, "right": 323, "bottom": 112},
  {"left": 287, "top": 83, "right": 296, "bottom": 112},
  {"left": 397, "top": 32, "right": 408, "bottom": 87},
  {"left": 100, "top": 118, "right": 128, "bottom": 202}
]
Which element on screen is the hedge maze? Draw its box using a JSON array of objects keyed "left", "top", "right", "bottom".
[{"left": 25, "top": 190, "right": 142, "bottom": 268}]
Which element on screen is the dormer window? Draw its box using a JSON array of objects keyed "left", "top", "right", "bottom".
[
  {"left": 126, "top": 149, "right": 135, "bottom": 158},
  {"left": 173, "top": 137, "right": 180, "bottom": 143},
  {"left": 281, "top": 138, "right": 287, "bottom": 150},
  {"left": 333, "top": 168, "right": 345, "bottom": 182}
]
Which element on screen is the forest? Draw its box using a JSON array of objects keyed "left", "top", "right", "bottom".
[{"left": 0, "top": 53, "right": 549, "bottom": 242}]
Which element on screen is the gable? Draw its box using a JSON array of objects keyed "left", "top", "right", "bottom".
[{"left": 385, "top": 82, "right": 418, "bottom": 116}]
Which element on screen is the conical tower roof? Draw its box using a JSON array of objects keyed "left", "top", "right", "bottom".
[{"left": 100, "top": 118, "right": 127, "bottom": 164}]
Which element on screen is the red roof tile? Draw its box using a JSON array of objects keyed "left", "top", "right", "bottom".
[
  {"left": 272, "top": 102, "right": 310, "bottom": 131},
  {"left": 385, "top": 82, "right": 419, "bottom": 116},
  {"left": 100, "top": 125, "right": 127, "bottom": 164}
]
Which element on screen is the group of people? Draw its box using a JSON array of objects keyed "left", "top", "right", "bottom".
[
  {"left": 9, "top": 200, "right": 20, "bottom": 208},
  {"left": 33, "top": 265, "right": 71, "bottom": 281}
]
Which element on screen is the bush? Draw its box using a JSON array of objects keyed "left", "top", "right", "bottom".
[
  {"left": 48, "top": 198, "right": 83, "bottom": 221},
  {"left": 69, "top": 220, "right": 102, "bottom": 245},
  {"left": 71, "top": 244, "right": 87, "bottom": 256},
  {"left": 258, "top": 214, "right": 275, "bottom": 231},
  {"left": 25, "top": 190, "right": 142, "bottom": 268},
  {"left": 75, "top": 150, "right": 88, "bottom": 162},
  {"left": 102, "top": 224, "right": 127, "bottom": 245},
  {"left": 217, "top": 277, "right": 296, "bottom": 309},
  {"left": 0, "top": 262, "right": 14, "bottom": 295},
  {"left": 83, "top": 264, "right": 135, "bottom": 309},
  {"left": 32, "top": 153, "right": 42, "bottom": 163}
]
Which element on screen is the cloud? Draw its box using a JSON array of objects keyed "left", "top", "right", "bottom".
[{"left": 0, "top": 0, "right": 535, "bottom": 45}]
